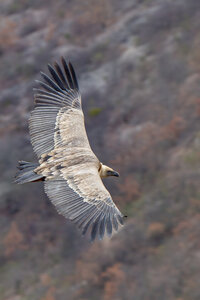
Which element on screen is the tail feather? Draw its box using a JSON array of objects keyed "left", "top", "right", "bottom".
[{"left": 15, "top": 161, "right": 44, "bottom": 184}]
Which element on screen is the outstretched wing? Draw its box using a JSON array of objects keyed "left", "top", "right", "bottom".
[
  {"left": 30, "top": 57, "right": 124, "bottom": 240},
  {"left": 29, "top": 57, "right": 90, "bottom": 158},
  {"left": 44, "top": 164, "right": 124, "bottom": 241}
]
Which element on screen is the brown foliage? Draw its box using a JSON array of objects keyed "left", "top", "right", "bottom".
[
  {"left": 173, "top": 220, "right": 189, "bottom": 236},
  {"left": 75, "top": 243, "right": 103, "bottom": 285},
  {"left": 102, "top": 263, "right": 125, "bottom": 300},
  {"left": 147, "top": 222, "right": 166, "bottom": 239},
  {"left": 71, "top": 0, "right": 114, "bottom": 42},
  {"left": 41, "top": 287, "right": 55, "bottom": 300},
  {"left": 189, "top": 36, "right": 200, "bottom": 72},
  {"left": 195, "top": 98, "right": 200, "bottom": 116},
  {"left": 113, "top": 122, "right": 162, "bottom": 174},
  {"left": 118, "top": 176, "right": 141, "bottom": 203},
  {"left": 45, "top": 22, "right": 56, "bottom": 42},
  {"left": 0, "top": 19, "right": 18, "bottom": 50},
  {"left": 160, "top": 116, "right": 185, "bottom": 142},
  {"left": 3, "top": 221, "right": 26, "bottom": 257},
  {"left": 40, "top": 273, "right": 52, "bottom": 286}
]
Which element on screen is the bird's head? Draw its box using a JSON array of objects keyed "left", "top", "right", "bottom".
[{"left": 99, "top": 163, "right": 119, "bottom": 178}]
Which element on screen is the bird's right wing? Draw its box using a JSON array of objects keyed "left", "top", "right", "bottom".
[{"left": 44, "top": 163, "right": 124, "bottom": 241}]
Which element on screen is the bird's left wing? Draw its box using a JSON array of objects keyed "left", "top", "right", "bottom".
[
  {"left": 44, "top": 163, "right": 124, "bottom": 241},
  {"left": 29, "top": 57, "right": 87, "bottom": 158}
]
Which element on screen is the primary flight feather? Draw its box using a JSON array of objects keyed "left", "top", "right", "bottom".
[{"left": 15, "top": 57, "right": 124, "bottom": 241}]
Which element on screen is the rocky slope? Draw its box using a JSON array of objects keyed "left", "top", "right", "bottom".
[{"left": 0, "top": 0, "right": 200, "bottom": 299}]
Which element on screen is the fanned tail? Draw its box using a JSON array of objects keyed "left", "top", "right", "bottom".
[{"left": 15, "top": 161, "right": 44, "bottom": 184}]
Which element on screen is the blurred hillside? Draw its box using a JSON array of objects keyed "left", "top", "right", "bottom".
[{"left": 0, "top": 0, "right": 200, "bottom": 299}]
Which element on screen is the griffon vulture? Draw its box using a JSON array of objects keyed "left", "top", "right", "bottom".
[{"left": 15, "top": 57, "right": 124, "bottom": 241}]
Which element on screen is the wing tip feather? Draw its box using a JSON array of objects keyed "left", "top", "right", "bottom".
[{"left": 44, "top": 178, "right": 125, "bottom": 243}]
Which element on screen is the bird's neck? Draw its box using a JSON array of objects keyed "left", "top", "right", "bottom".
[{"left": 99, "top": 163, "right": 108, "bottom": 178}]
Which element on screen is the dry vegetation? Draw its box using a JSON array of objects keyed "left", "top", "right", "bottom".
[{"left": 0, "top": 0, "right": 200, "bottom": 299}]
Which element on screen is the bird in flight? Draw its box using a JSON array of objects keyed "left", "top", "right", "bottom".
[{"left": 15, "top": 57, "right": 124, "bottom": 241}]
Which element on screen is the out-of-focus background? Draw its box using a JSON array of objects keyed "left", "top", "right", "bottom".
[{"left": 0, "top": 0, "right": 200, "bottom": 299}]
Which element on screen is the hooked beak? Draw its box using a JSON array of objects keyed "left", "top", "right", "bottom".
[{"left": 112, "top": 171, "right": 120, "bottom": 177}]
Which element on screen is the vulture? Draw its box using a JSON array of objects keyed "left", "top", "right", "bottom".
[{"left": 15, "top": 57, "right": 124, "bottom": 241}]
